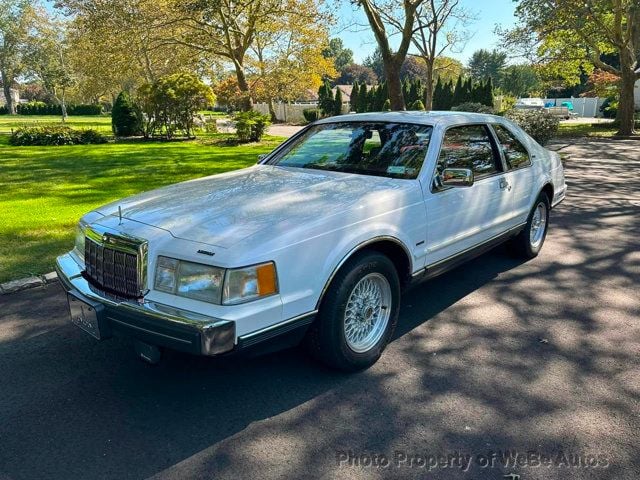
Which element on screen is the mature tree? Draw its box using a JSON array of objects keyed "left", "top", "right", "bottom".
[
  {"left": 25, "top": 13, "right": 75, "bottom": 119},
  {"left": 170, "top": 0, "right": 332, "bottom": 111},
  {"left": 502, "top": 0, "right": 640, "bottom": 135},
  {"left": 467, "top": 49, "right": 507, "bottom": 83},
  {"left": 400, "top": 56, "right": 429, "bottom": 80},
  {"left": 335, "top": 63, "right": 378, "bottom": 85},
  {"left": 363, "top": 47, "right": 385, "bottom": 79},
  {"left": 251, "top": 1, "right": 335, "bottom": 119},
  {"left": 213, "top": 77, "right": 248, "bottom": 111},
  {"left": 411, "top": 0, "right": 476, "bottom": 109},
  {"left": 356, "top": 0, "right": 425, "bottom": 110},
  {"left": 323, "top": 37, "right": 354, "bottom": 72},
  {"left": 57, "top": 0, "right": 196, "bottom": 100},
  {"left": 0, "top": 0, "right": 37, "bottom": 114},
  {"left": 500, "top": 64, "right": 542, "bottom": 97},
  {"left": 433, "top": 56, "right": 464, "bottom": 83}
]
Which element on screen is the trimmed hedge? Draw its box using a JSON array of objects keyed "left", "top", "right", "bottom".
[
  {"left": 0, "top": 102, "right": 103, "bottom": 116},
  {"left": 9, "top": 125, "right": 108, "bottom": 146}
]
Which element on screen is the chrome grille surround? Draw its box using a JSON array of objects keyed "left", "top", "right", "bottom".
[{"left": 83, "top": 225, "right": 148, "bottom": 298}]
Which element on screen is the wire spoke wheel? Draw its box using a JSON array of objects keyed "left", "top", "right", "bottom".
[
  {"left": 529, "top": 202, "right": 548, "bottom": 248},
  {"left": 343, "top": 273, "right": 392, "bottom": 353}
]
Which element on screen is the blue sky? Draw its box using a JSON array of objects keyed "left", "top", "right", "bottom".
[{"left": 334, "top": 0, "right": 518, "bottom": 66}]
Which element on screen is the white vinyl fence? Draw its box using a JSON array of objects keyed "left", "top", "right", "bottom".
[
  {"left": 254, "top": 102, "right": 349, "bottom": 123},
  {"left": 542, "top": 97, "right": 607, "bottom": 118}
]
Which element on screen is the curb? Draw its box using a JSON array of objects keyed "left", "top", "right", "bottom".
[{"left": 0, "top": 272, "right": 59, "bottom": 295}]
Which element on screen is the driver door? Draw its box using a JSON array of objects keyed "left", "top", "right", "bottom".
[{"left": 422, "top": 124, "right": 512, "bottom": 266}]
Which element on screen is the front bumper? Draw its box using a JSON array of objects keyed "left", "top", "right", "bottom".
[{"left": 56, "top": 253, "right": 236, "bottom": 356}]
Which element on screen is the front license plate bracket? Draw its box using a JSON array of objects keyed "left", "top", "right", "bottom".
[{"left": 67, "top": 291, "right": 109, "bottom": 340}]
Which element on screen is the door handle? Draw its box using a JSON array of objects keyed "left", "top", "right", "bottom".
[{"left": 499, "top": 179, "right": 512, "bottom": 191}]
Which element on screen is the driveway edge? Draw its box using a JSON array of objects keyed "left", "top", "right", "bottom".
[{"left": 0, "top": 272, "right": 59, "bottom": 295}]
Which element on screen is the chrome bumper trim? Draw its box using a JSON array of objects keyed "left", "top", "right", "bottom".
[{"left": 56, "top": 253, "right": 235, "bottom": 355}]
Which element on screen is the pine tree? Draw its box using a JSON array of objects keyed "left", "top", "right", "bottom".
[
  {"left": 484, "top": 78, "right": 494, "bottom": 108},
  {"left": 446, "top": 81, "right": 456, "bottom": 110},
  {"left": 463, "top": 78, "right": 473, "bottom": 104},
  {"left": 366, "top": 86, "right": 376, "bottom": 112},
  {"left": 333, "top": 87, "right": 343, "bottom": 116},
  {"left": 452, "top": 76, "right": 464, "bottom": 107},
  {"left": 112, "top": 91, "right": 142, "bottom": 137},
  {"left": 357, "top": 83, "right": 368, "bottom": 113},
  {"left": 402, "top": 78, "right": 412, "bottom": 106},
  {"left": 350, "top": 82, "right": 359, "bottom": 112},
  {"left": 318, "top": 81, "right": 334, "bottom": 116},
  {"left": 432, "top": 77, "right": 443, "bottom": 110}
]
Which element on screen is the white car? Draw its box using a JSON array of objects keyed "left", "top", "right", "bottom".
[{"left": 57, "top": 112, "right": 566, "bottom": 370}]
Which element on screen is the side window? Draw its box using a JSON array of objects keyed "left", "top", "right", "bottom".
[
  {"left": 493, "top": 124, "right": 531, "bottom": 169},
  {"left": 436, "top": 125, "right": 501, "bottom": 182}
]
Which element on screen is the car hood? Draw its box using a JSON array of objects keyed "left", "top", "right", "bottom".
[{"left": 94, "top": 165, "right": 414, "bottom": 249}]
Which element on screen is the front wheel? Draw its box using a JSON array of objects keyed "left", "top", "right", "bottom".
[
  {"left": 305, "top": 252, "right": 400, "bottom": 371},
  {"left": 509, "top": 192, "right": 550, "bottom": 259}
]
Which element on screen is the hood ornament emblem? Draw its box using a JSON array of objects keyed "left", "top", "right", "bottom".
[{"left": 118, "top": 205, "right": 123, "bottom": 225}]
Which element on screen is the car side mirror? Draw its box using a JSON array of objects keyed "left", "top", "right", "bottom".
[
  {"left": 257, "top": 154, "right": 267, "bottom": 163},
  {"left": 441, "top": 168, "right": 474, "bottom": 187}
]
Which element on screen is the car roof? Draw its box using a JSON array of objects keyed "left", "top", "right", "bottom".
[{"left": 314, "top": 111, "right": 505, "bottom": 127}]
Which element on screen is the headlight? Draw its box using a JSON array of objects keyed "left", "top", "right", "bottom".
[
  {"left": 153, "top": 257, "right": 278, "bottom": 305},
  {"left": 223, "top": 262, "right": 278, "bottom": 305},
  {"left": 74, "top": 221, "right": 87, "bottom": 260},
  {"left": 155, "top": 256, "right": 224, "bottom": 303}
]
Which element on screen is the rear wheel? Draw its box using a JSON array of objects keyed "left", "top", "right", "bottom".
[
  {"left": 305, "top": 252, "right": 400, "bottom": 371},
  {"left": 509, "top": 192, "right": 550, "bottom": 259}
]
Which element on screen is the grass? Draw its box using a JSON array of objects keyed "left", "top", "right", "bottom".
[
  {"left": 556, "top": 121, "right": 619, "bottom": 138},
  {"left": 0, "top": 119, "right": 284, "bottom": 283}
]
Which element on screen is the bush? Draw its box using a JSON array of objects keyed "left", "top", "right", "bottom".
[
  {"left": 112, "top": 91, "right": 142, "bottom": 137},
  {"left": 410, "top": 100, "right": 425, "bottom": 111},
  {"left": 451, "top": 102, "right": 495, "bottom": 114},
  {"left": 9, "top": 125, "right": 108, "bottom": 146},
  {"left": 505, "top": 109, "right": 560, "bottom": 145},
  {"left": 600, "top": 97, "right": 618, "bottom": 119},
  {"left": 233, "top": 111, "right": 271, "bottom": 142},
  {"left": 303, "top": 108, "right": 320, "bottom": 123},
  {"left": 137, "top": 73, "right": 216, "bottom": 138}
]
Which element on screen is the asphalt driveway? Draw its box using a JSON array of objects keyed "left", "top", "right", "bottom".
[{"left": 0, "top": 138, "right": 638, "bottom": 480}]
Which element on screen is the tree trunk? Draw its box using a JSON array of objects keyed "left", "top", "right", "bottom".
[
  {"left": 2, "top": 72, "right": 16, "bottom": 115},
  {"left": 424, "top": 60, "right": 434, "bottom": 111},
  {"left": 616, "top": 63, "right": 637, "bottom": 136},
  {"left": 233, "top": 58, "right": 253, "bottom": 111},
  {"left": 385, "top": 58, "right": 405, "bottom": 111},
  {"left": 267, "top": 98, "right": 277, "bottom": 122}
]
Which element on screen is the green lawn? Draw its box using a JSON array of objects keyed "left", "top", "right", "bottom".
[
  {"left": 556, "top": 121, "right": 618, "bottom": 138},
  {"left": 0, "top": 131, "right": 284, "bottom": 283}
]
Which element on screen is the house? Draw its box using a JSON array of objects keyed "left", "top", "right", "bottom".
[
  {"left": 635, "top": 79, "right": 640, "bottom": 109},
  {"left": 0, "top": 88, "right": 20, "bottom": 107}
]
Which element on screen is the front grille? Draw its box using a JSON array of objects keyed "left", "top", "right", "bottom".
[{"left": 85, "top": 237, "right": 140, "bottom": 297}]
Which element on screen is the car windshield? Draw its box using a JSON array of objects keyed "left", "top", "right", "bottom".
[{"left": 269, "top": 122, "right": 433, "bottom": 179}]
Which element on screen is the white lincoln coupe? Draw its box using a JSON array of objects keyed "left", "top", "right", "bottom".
[{"left": 57, "top": 111, "right": 566, "bottom": 370}]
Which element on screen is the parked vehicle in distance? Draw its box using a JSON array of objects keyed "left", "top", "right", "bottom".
[
  {"left": 515, "top": 98, "right": 546, "bottom": 110},
  {"left": 57, "top": 111, "right": 566, "bottom": 371}
]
